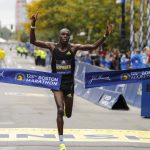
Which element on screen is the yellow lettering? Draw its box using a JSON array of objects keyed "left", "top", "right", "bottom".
[{"left": 56, "top": 65, "right": 71, "bottom": 70}]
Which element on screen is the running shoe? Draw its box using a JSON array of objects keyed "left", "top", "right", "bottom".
[{"left": 59, "top": 143, "right": 66, "bottom": 150}]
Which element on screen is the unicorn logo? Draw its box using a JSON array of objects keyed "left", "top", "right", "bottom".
[{"left": 15, "top": 73, "right": 25, "bottom": 81}]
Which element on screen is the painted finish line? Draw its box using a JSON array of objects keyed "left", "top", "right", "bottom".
[{"left": 0, "top": 128, "right": 149, "bottom": 143}]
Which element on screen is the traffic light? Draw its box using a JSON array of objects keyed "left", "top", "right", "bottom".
[{"left": 11, "top": 24, "right": 13, "bottom": 30}]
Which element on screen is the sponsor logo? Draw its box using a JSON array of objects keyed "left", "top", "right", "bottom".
[
  {"left": 15, "top": 73, "right": 26, "bottom": 81},
  {"left": 0, "top": 128, "right": 149, "bottom": 143},
  {"left": 56, "top": 65, "right": 71, "bottom": 70},
  {"left": 130, "top": 71, "right": 150, "bottom": 80},
  {"left": 66, "top": 51, "right": 71, "bottom": 55},
  {"left": 61, "top": 60, "right": 66, "bottom": 64},
  {"left": 102, "top": 95, "right": 112, "bottom": 101},
  {"left": 88, "top": 75, "right": 111, "bottom": 84},
  {"left": 121, "top": 73, "right": 130, "bottom": 81}
]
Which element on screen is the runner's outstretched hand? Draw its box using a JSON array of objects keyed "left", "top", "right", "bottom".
[
  {"left": 30, "top": 11, "right": 39, "bottom": 26},
  {"left": 104, "top": 23, "right": 114, "bottom": 37}
]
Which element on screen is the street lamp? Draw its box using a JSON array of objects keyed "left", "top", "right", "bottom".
[
  {"left": 117, "top": 0, "right": 127, "bottom": 51},
  {"left": 121, "top": 0, "right": 126, "bottom": 39}
]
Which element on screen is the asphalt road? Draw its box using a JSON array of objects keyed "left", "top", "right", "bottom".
[{"left": 0, "top": 43, "right": 150, "bottom": 150}]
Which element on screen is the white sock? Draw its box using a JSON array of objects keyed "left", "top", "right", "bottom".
[{"left": 59, "top": 135, "right": 64, "bottom": 144}]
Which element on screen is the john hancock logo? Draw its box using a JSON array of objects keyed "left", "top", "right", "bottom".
[
  {"left": 15, "top": 73, "right": 25, "bottom": 81},
  {"left": 121, "top": 73, "right": 130, "bottom": 81}
]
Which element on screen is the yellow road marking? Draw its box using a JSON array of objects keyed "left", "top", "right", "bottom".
[{"left": 0, "top": 128, "right": 149, "bottom": 143}]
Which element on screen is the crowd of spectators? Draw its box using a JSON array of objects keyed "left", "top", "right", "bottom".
[{"left": 75, "top": 46, "right": 150, "bottom": 70}]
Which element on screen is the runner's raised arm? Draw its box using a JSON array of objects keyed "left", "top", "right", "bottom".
[
  {"left": 30, "top": 12, "right": 54, "bottom": 51},
  {"left": 73, "top": 24, "right": 114, "bottom": 52}
]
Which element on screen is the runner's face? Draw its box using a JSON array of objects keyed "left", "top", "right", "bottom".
[{"left": 59, "top": 31, "right": 70, "bottom": 44}]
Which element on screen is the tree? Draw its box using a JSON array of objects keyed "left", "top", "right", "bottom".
[
  {"left": 0, "top": 26, "right": 12, "bottom": 40},
  {"left": 24, "top": 0, "right": 145, "bottom": 50}
]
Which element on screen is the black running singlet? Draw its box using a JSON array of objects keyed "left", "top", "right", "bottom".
[{"left": 51, "top": 44, "right": 75, "bottom": 91}]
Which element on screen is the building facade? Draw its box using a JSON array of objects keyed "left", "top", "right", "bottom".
[{"left": 15, "top": 0, "right": 27, "bottom": 31}]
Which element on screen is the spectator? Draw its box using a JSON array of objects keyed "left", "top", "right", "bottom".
[
  {"left": 120, "top": 53, "right": 130, "bottom": 70},
  {"left": 84, "top": 53, "right": 92, "bottom": 64},
  {"left": 141, "top": 47, "right": 148, "bottom": 68},
  {"left": 130, "top": 49, "right": 143, "bottom": 69}
]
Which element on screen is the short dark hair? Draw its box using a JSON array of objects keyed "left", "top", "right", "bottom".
[{"left": 59, "top": 28, "right": 70, "bottom": 34}]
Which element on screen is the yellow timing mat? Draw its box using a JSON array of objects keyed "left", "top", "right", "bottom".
[{"left": 0, "top": 128, "right": 149, "bottom": 143}]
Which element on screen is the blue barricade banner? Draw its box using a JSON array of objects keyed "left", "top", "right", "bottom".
[
  {"left": 141, "top": 80, "right": 150, "bottom": 117},
  {"left": 85, "top": 68, "right": 150, "bottom": 88},
  {"left": 98, "top": 90, "right": 129, "bottom": 110},
  {"left": 0, "top": 68, "right": 61, "bottom": 90}
]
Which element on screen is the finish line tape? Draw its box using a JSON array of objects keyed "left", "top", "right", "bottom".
[{"left": 0, "top": 68, "right": 61, "bottom": 90}]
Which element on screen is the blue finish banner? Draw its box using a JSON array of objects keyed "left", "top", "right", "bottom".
[
  {"left": 85, "top": 68, "right": 150, "bottom": 88},
  {"left": 0, "top": 68, "right": 61, "bottom": 90}
]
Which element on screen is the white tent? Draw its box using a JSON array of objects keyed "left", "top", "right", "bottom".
[{"left": 0, "top": 37, "right": 6, "bottom": 43}]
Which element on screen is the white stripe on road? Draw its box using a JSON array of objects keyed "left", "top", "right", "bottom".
[{"left": 4, "top": 92, "right": 53, "bottom": 98}]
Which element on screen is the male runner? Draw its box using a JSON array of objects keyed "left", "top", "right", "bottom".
[{"left": 30, "top": 12, "right": 113, "bottom": 150}]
